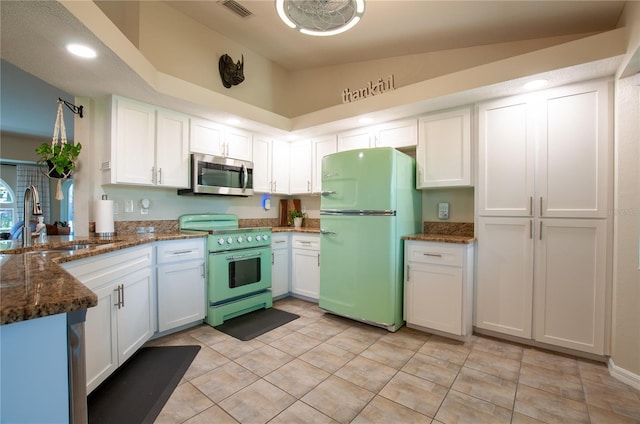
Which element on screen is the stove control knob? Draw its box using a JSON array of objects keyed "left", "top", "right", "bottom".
[
  {"left": 217, "top": 237, "right": 225, "bottom": 245},
  {"left": 263, "top": 234, "right": 269, "bottom": 241},
  {"left": 226, "top": 237, "right": 233, "bottom": 244},
  {"left": 256, "top": 235, "right": 262, "bottom": 241},
  {"left": 237, "top": 236, "right": 243, "bottom": 243},
  {"left": 247, "top": 236, "right": 253, "bottom": 242}
]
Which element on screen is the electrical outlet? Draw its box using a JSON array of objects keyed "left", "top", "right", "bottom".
[{"left": 438, "top": 202, "right": 449, "bottom": 220}]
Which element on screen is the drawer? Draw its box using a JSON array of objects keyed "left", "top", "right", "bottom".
[
  {"left": 405, "top": 241, "right": 463, "bottom": 267},
  {"left": 157, "top": 239, "right": 205, "bottom": 264},
  {"left": 271, "top": 234, "right": 290, "bottom": 249},
  {"left": 292, "top": 235, "right": 319, "bottom": 251},
  {"left": 62, "top": 245, "right": 153, "bottom": 290}
]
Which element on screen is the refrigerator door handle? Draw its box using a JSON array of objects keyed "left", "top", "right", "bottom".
[
  {"left": 320, "top": 229, "right": 336, "bottom": 235},
  {"left": 321, "top": 209, "right": 396, "bottom": 216},
  {"left": 320, "top": 190, "right": 337, "bottom": 196}
]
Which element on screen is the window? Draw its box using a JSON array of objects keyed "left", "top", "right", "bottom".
[{"left": 0, "top": 179, "right": 16, "bottom": 232}]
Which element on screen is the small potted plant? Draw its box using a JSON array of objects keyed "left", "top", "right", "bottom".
[
  {"left": 289, "top": 210, "right": 306, "bottom": 228},
  {"left": 36, "top": 141, "right": 82, "bottom": 179}
]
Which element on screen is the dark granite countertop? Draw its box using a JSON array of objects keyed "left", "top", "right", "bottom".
[
  {"left": 272, "top": 226, "right": 321, "bottom": 234},
  {"left": 0, "top": 233, "right": 206, "bottom": 325},
  {"left": 402, "top": 233, "right": 475, "bottom": 244}
]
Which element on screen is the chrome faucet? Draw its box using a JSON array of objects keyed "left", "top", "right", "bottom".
[{"left": 23, "top": 185, "right": 43, "bottom": 247}]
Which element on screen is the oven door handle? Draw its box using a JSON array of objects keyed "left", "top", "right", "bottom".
[{"left": 225, "top": 251, "right": 262, "bottom": 261}]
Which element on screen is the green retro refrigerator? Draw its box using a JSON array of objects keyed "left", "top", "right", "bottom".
[{"left": 319, "top": 147, "right": 421, "bottom": 331}]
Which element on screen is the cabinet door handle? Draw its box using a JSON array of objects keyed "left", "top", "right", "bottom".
[
  {"left": 272, "top": 252, "right": 275, "bottom": 265},
  {"left": 539, "top": 197, "right": 543, "bottom": 217},
  {"left": 158, "top": 168, "right": 162, "bottom": 185},
  {"left": 114, "top": 286, "right": 121, "bottom": 308},
  {"left": 151, "top": 167, "right": 156, "bottom": 184},
  {"left": 120, "top": 284, "right": 125, "bottom": 308},
  {"left": 406, "top": 265, "right": 410, "bottom": 282},
  {"left": 317, "top": 253, "right": 320, "bottom": 267},
  {"left": 307, "top": 181, "right": 311, "bottom": 192},
  {"left": 423, "top": 253, "right": 443, "bottom": 257},
  {"left": 201, "top": 263, "right": 205, "bottom": 278},
  {"left": 530, "top": 220, "right": 533, "bottom": 239},
  {"left": 529, "top": 196, "right": 533, "bottom": 216},
  {"left": 539, "top": 221, "right": 543, "bottom": 240}
]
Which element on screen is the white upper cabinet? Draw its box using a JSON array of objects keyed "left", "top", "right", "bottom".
[
  {"left": 189, "top": 118, "right": 225, "bottom": 157},
  {"left": 312, "top": 135, "right": 337, "bottom": 193},
  {"left": 289, "top": 140, "right": 312, "bottom": 194},
  {"left": 271, "top": 139, "right": 290, "bottom": 195},
  {"left": 537, "top": 81, "right": 610, "bottom": 218},
  {"left": 374, "top": 118, "right": 418, "bottom": 149},
  {"left": 156, "top": 108, "right": 189, "bottom": 188},
  {"left": 107, "top": 96, "right": 189, "bottom": 188},
  {"left": 189, "top": 118, "right": 252, "bottom": 161},
  {"left": 478, "top": 98, "right": 535, "bottom": 216},
  {"left": 478, "top": 80, "right": 610, "bottom": 218},
  {"left": 417, "top": 108, "right": 472, "bottom": 188},
  {"left": 224, "top": 127, "right": 253, "bottom": 162},
  {"left": 252, "top": 135, "right": 272, "bottom": 193},
  {"left": 337, "top": 127, "right": 372, "bottom": 152}
]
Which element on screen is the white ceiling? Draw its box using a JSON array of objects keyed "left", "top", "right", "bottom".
[
  {"left": 0, "top": 1, "right": 628, "bottom": 138},
  {"left": 165, "top": 0, "right": 625, "bottom": 71}
]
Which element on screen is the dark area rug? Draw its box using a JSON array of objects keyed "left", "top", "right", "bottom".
[
  {"left": 88, "top": 345, "right": 200, "bottom": 424},
  {"left": 215, "top": 307, "right": 299, "bottom": 341}
]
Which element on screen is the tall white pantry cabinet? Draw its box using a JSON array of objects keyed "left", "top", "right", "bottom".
[{"left": 475, "top": 80, "right": 611, "bottom": 355}]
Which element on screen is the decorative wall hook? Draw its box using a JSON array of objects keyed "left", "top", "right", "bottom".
[
  {"left": 58, "top": 97, "right": 83, "bottom": 118},
  {"left": 219, "top": 54, "right": 245, "bottom": 88}
]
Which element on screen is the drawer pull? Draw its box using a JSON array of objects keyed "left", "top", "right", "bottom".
[
  {"left": 423, "top": 253, "right": 443, "bottom": 258},
  {"left": 171, "top": 250, "right": 193, "bottom": 255},
  {"left": 274, "top": 240, "right": 286, "bottom": 244}
]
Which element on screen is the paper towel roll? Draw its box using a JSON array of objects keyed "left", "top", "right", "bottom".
[{"left": 94, "top": 199, "right": 115, "bottom": 235}]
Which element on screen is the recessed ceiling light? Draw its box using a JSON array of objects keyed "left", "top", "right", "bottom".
[
  {"left": 66, "top": 43, "right": 97, "bottom": 59},
  {"left": 523, "top": 79, "right": 548, "bottom": 90}
]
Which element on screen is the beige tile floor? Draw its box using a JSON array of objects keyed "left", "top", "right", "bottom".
[{"left": 149, "top": 297, "right": 640, "bottom": 423}]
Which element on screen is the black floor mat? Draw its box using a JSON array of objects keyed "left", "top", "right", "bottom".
[
  {"left": 214, "top": 308, "right": 300, "bottom": 341},
  {"left": 88, "top": 345, "right": 200, "bottom": 424}
]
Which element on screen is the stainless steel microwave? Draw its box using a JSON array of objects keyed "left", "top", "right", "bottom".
[{"left": 178, "top": 153, "right": 254, "bottom": 197}]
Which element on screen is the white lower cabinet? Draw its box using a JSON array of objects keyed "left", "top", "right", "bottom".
[
  {"left": 475, "top": 217, "right": 608, "bottom": 355},
  {"left": 404, "top": 241, "right": 474, "bottom": 338},
  {"left": 291, "top": 234, "right": 320, "bottom": 300},
  {"left": 475, "top": 218, "right": 534, "bottom": 338},
  {"left": 271, "top": 234, "right": 290, "bottom": 298},
  {"left": 156, "top": 239, "right": 206, "bottom": 332},
  {"left": 62, "top": 246, "right": 154, "bottom": 393}
]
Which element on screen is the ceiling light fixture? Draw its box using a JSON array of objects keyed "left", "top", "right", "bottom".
[
  {"left": 66, "top": 43, "right": 97, "bottom": 59},
  {"left": 276, "top": 0, "right": 365, "bottom": 37}
]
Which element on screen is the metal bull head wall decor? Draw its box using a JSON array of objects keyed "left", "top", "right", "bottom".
[{"left": 219, "top": 54, "right": 245, "bottom": 88}]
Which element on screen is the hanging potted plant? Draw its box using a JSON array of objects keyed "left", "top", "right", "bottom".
[
  {"left": 36, "top": 141, "right": 82, "bottom": 179},
  {"left": 36, "top": 101, "right": 82, "bottom": 199}
]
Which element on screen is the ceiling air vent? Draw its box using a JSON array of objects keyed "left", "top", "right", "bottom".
[{"left": 219, "top": 0, "right": 253, "bottom": 18}]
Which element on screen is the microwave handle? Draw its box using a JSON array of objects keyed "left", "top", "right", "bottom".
[{"left": 241, "top": 164, "right": 248, "bottom": 191}]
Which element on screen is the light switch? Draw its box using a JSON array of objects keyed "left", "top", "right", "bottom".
[
  {"left": 125, "top": 200, "right": 134, "bottom": 213},
  {"left": 438, "top": 202, "right": 449, "bottom": 220}
]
